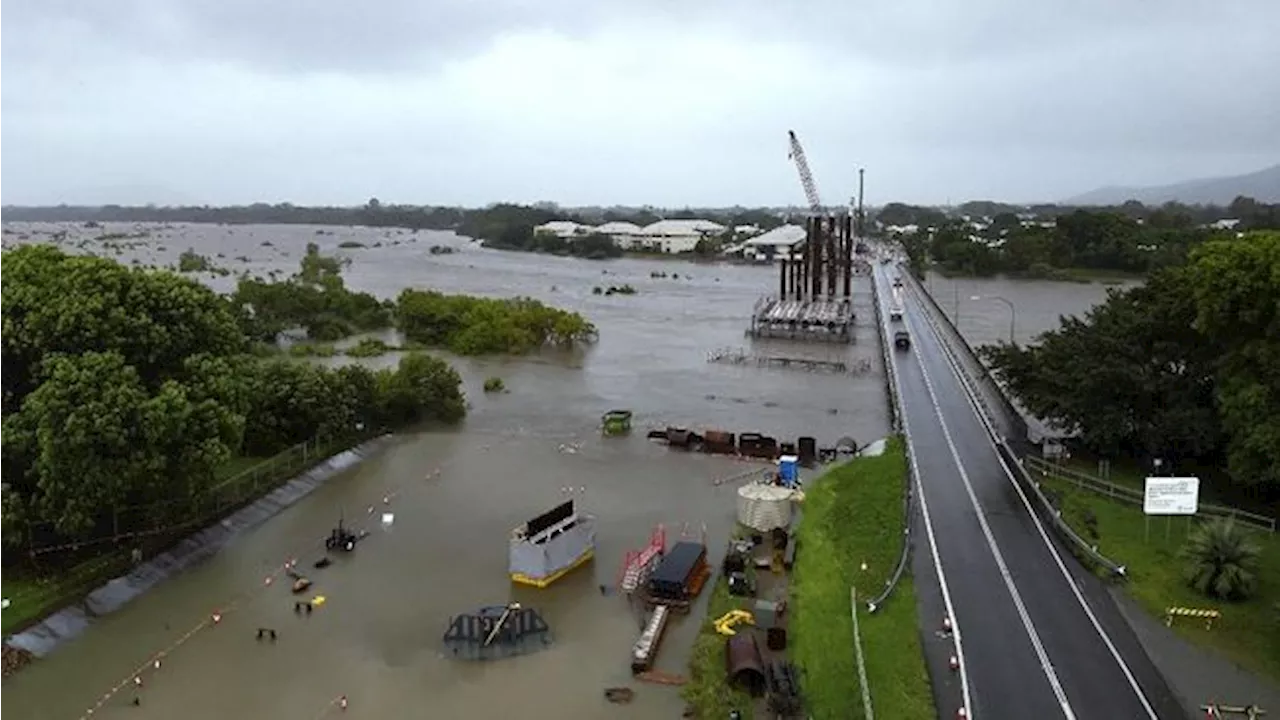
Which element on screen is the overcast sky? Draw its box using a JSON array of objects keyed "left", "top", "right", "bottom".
[{"left": 3, "top": 0, "right": 1278, "bottom": 208}]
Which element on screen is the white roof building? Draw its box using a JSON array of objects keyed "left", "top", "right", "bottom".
[
  {"left": 534, "top": 221, "right": 593, "bottom": 238},
  {"left": 593, "top": 221, "right": 646, "bottom": 249},
  {"left": 736, "top": 223, "right": 806, "bottom": 260},
  {"left": 642, "top": 219, "right": 726, "bottom": 236},
  {"left": 639, "top": 219, "right": 726, "bottom": 254},
  {"left": 594, "top": 221, "right": 643, "bottom": 236},
  {"left": 743, "top": 224, "right": 806, "bottom": 248}
]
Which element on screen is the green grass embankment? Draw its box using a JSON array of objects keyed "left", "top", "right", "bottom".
[
  {"left": 790, "top": 436, "right": 935, "bottom": 720},
  {"left": 681, "top": 573, "right": 755, "bottom": 717},
  {"left": 1040, "top": 473, "right": 1280, "bottom": 684}
]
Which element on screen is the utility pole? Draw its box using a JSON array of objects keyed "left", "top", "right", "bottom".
[{"left": 856, "top": 168, "right": 866, "bottom": 238}]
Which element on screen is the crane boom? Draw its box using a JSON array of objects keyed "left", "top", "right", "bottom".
[{"left": 786, "top": 130, "right": 823, "bottom": 214}]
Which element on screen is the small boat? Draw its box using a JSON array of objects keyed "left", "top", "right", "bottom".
[{"left": 509, "top": 499, "right": 596, "bottom": 588}]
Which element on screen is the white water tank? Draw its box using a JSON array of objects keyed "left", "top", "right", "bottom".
[{"left": 737, "top": 483, "right": 797, "bottom": 532}]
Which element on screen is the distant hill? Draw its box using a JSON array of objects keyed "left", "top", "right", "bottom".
[{"left": 1064, "top": 163, "right": 1280, "bottom": 206}]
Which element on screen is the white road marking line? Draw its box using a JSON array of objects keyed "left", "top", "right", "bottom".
[
  {"left": 901, "top": 301, "right": 1077, "bottom": 720},
  {"left": 904, "top": 278, "right": 1160, "bottom": 720},
  {"left": 876, "top": 270, "right": 974, "bottom": 717}
]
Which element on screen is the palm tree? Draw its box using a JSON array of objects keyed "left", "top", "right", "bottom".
[{"left": 1180, "top": 518, "right": 1261, "bottom": 601}]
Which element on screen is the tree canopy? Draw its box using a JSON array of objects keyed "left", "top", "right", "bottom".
[
  {"left": 0, "top": 245, "right": 468, "bottom": 559},
  {"left": 922, "top": 210, "right": 1221, "bottom": 277},
  {"left": 232, "top": 243, "right": 393, "bottom": 342},
  {"left": 979, "top": 231, "right": 1280, "bottom": 498},
  {"left": 396, "top": 289, "right": 597, "bottom": 355}
]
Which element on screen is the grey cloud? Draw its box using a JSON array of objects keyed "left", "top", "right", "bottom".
[
  {"left": 2, "top": 0, "right": 1279, "bottom": 206},
  {"left": 4, "top": 0, "right": 1249, "bottom": 75}
]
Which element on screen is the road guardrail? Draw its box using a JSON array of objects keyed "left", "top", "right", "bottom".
[
  {"left": 902, "top": 271, "right": 1129, "bottom": 578},
  {"left": 866, "top": 269, "right": 913, "bottom": 612}
]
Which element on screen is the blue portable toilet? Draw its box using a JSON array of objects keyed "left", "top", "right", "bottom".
[{"left": 777, "top": 455, "right": 800, "bottom": 488}]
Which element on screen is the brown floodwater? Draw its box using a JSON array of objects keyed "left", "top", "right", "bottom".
[{"left": 0, "top": 223, "right": 1126, "bottom": 719}]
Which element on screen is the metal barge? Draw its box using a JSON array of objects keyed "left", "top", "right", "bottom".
[{"left": 509, "top": 498, "right": 596, "bottom": 588}]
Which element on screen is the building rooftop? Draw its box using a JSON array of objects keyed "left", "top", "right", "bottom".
[
  {"left": 595, "top": 221, "right": 643, "bottom": 235},
  {"left": 743, "top": 224, "right": 806, "bottom": 247},
  {"left": 535, "top": 220, "right": 590, "bottom": 233},
  {"left": 642, "top": 219, "right": 725, "bottom": 236}
]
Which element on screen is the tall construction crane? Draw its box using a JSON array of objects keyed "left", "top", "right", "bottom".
[{"left": 786, "top": 130, "right": 823, "bottom": 215}]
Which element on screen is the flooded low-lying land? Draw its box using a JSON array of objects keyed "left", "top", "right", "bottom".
[{"left": 0, "top": 222, "right": 1125, "bottom": 718}]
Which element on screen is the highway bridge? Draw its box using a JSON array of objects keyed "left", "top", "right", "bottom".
[{"left": 871, "top": 260, "right": 1185, "bottom": 719}]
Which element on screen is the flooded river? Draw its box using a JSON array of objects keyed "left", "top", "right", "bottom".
[{"left": 0, "top": 223, "right": 1129, "bottom": 719}]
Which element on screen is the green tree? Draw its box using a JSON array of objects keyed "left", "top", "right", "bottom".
[
  {"left": 2, "top": 245, "right": 244, "bottom": 411},
  {"left": 1186, "top": 232, "right": 1280, "bottom": 489},
  {"left": 1180, "top": 518, "right": 1261, "bottom": 601},
  {"left": 240, "top": 360, "right": 345, "bottom": 455},
  {"left": 395, "top": 289, "right": 596, "bottom": 355},
  {"left": 979, "top": 267, "right": 1220, "bottom": 462},
  {"left": 11, "top": 352, "right": 238, "bottom": 535},
  {"left": 376, "top": 353, "right": 467, "bottom": 426}
]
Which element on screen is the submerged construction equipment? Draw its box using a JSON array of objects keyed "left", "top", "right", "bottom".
[{"left": 442, "top": 603, "right": 553, "bottom": 661}]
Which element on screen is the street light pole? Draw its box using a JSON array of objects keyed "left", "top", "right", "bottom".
[{"left": 970, "top": 295, "right": 1017, "bottom": 344}]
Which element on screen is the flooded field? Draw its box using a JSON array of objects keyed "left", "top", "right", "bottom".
[{"left": 0, "top": 222, "right": 1127, "bottom": 718}]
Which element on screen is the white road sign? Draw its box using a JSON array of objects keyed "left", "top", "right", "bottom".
[{"left": 1143, "top": 477, "right": 1200, "bottom": 516}]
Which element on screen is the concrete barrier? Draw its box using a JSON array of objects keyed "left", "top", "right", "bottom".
[{"left": 6, "top": 435, "right": 395, "bottom": 658}]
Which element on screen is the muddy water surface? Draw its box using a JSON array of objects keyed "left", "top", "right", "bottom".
[{"left": 0, "top": 223, "right": 1124, "bottom": 719}]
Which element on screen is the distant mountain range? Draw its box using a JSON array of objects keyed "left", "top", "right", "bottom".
[{"left": 1064, "top": 163, "right": 1280, "bottom": 206}]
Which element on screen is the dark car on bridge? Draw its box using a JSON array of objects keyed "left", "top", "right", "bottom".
[{"left": 893, "top": 330, "right": 910, "bottom": 350}]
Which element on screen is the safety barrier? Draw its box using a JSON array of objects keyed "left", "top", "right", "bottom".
[
  {"left": 1165, "top": 606, "right": 1221, "bottom": 630},
  {"left": 902, "top": 272, "right": 1129, "bottom": 578},
  {"left": 865, "top": 271, "right": 913, "bottom": 612},
  {"left": 1201, "top": 702, "right": 1268, "bottom": 718}
]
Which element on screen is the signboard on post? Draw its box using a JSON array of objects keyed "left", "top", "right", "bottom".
[{"left": 1143, "top": 477, "right": 1200, "bottom": 516}]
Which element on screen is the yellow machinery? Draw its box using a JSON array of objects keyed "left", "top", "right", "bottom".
[{"left": 714, "top": 609, "right": 756, "bottom": 636}]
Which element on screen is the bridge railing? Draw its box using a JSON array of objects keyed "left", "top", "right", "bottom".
[
  {"left": 866, "top": 269, "right": 913, "bottom": 612},
  {"left": 902, "top": 271, "right": 1129, "bottom": 578}
]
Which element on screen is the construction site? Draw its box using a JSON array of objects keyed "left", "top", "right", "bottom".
[{"left": 747, "top": 131, "right": 870, "bottom": 344}]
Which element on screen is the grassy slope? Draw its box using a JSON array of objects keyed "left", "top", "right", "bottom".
[
  {"left": 682, "top": 574, "right": 755, "bottom": 717},
  {"left": 1043, "top": 474, "right": 1280, "bottom": 683},
  {"left": 790, "top": 436, "right": 935, "bottom": 719}
]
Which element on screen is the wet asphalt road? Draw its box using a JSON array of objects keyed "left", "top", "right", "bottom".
[{"left": 874, "top": 262, "right": 1187, "bottom": 720}]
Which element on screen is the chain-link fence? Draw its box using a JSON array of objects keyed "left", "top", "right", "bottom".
[{"left": 3, "top": 428, "right": 380, "bottom": 634}]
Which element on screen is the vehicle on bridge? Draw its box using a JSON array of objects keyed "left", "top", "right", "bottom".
[
  {"left": 892, "top": 275, "right": 903, "bottom": 288},
  {"left": 889, "top": 306, "right": 903, "bottom": 322},
  {"left": 893, "top": 330, "right": 910, "bottom": 350}
]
